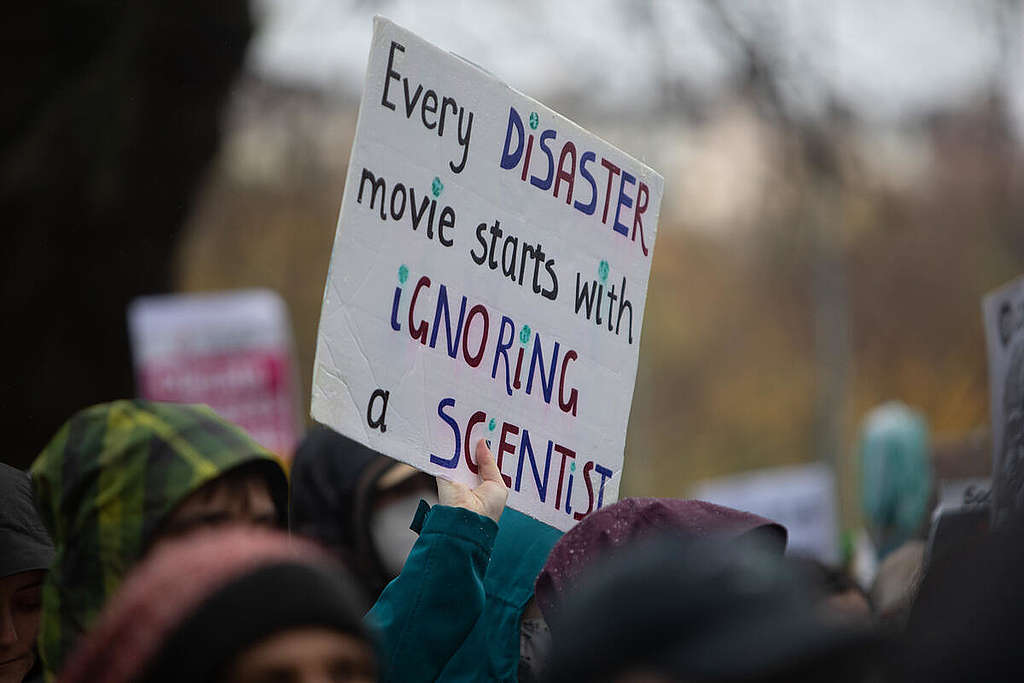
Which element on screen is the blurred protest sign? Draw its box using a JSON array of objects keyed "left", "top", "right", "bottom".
[
  {"left": 983, "top": 275, "right": 1024, "bottom": 527},
  {"left": 128, "top": 289, "right": 302, "bottom": 458},
  {"left": 693, "top": 463, "right": 838, "bottom": 562},
  {"left": 311, "top": 18, "right": 662, "bottom": 530}
]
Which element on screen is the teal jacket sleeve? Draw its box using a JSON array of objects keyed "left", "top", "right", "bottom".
[{"left": 366, "top": 501, "right": 498, "bottom": 683}]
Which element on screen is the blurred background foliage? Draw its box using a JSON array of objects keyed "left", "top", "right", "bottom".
[
  {"left": 176, "top": 0, "right": 1024, "bottom": 528},
  {"left": 7, "top": 0, "right": 1024, "bottom": 534}
]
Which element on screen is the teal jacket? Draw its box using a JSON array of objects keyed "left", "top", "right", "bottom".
[{"left": 368, "top": 503, "right": 562, "bottom": 682}]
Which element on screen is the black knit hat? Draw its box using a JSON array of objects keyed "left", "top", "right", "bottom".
[
  {"left": 543, "top": 535, "right": 880, "bottom": 682},
  {"left": 143, "top": 561, "right": 369, "bottom": 683}
]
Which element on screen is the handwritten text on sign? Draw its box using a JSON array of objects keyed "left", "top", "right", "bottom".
[{"left": 312, "top": 18, "right": 663, "bottom": 531}]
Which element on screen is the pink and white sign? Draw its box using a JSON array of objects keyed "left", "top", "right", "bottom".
[{"left": 128, "top": 290, "right": 302, "bottom": 457}]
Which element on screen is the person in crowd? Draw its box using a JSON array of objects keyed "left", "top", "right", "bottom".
[
  {"left": 895, "top": 508, "right": 1024, "bottom": 682},
  {"left": 0, "top": 464, "right": 55, "bottom": 683},
  {"left": 435, "top": 505, "right": 562, "bottom": 682},
  {"left": 292, "top": 427, "right": 559, "bottom": 682},
  {"left": 870, "top": 539, "right": 925, "bottom": 629},
  {"left": 365, "top": 439, "right": 511, "bottom": 682},
  {"left": 29, "top": 400, "right": 288, "bottom": 677},
  {"left": 290, "top": 425, "right": 439, "bottom": 600},
  {"left": 541, "top": 535, "right": 881, "bottom": 683},
  {"left": 789, "top": 556, "right": 872, "bottom": 625},
  {"left": 534, "top": 498, "right": 787, "bottom": 621},
  {"left": 859, "top": 402, "right": 932, "bottom": 558},
  {"left": 59, "top": 527, "right": 374, "bottom": 683}
]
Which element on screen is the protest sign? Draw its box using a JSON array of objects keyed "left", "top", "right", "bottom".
[
  {"left": 692, "top": 463, "right": 839, "bottom": 561},
  {"left": 311, "top": 18, "right": 663, "bottom": 530},
  {"left": 128, "top": 289, "right": 303, "bottom": 457},
  {"left": 983, "top": 275, "right": 1024, "bottom": 527}
]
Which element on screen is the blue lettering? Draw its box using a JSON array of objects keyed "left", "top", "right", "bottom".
[
  {"left": 573, "top": 151, "right": 598, "bottom": 215},
  {"left": 429, "top": 397, "right": 461, "bottom": 468}
]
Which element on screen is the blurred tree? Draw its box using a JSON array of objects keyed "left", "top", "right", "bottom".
[{"left": 1, "top": 2, "right": 252, "bottom": 467}]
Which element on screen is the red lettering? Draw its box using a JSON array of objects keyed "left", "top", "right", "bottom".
[
  {"left": 496, "top": 422, "right": 518, "bottom": 487},
  {"left": 463, "top": 411, "right": 486, "bottom": 474},
  {"left": 600, "top": 158, "right": 621, "bottom": 224},
  {"left": 461, "top": 304, "right": 489, "bottom": 367},
  {"left": 573, "top": 461, "right": 595, "bottom": 520},
  {"left": 553, "top": 444, "right": 575, "bottom": 511},
  {"left": 632, "top": 181, "right": 650, "bottom": 257},
  {"left": 521, "top": 134, "right": 534, "bottom": 182},
  {"left": 408, "top": 276, "right": 431, "bottom": 344},
  {"left": 553, "top": 141, "right": 577, "bottom": 204}
]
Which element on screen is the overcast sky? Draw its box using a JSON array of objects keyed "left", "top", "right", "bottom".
[{"left": 249, "top": 0, "right": 1023, "bottom": 132}]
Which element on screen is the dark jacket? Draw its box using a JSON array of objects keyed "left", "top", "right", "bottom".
[
  {"left": 291, "top": 425, "right": 402, "bottom": 598},
  {"left": 367, "top": 502, "right": 498, "bottom": 683},
  {"left": 439, "top": 507, "right": 561, "bottom": 682}
]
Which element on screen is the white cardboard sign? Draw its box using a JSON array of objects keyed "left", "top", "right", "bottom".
[
  {"left": 312, "top": 18, "right": 663, "bottom": 530},
  {"left": 983, "top": 275, "right": 1024, "bottom": 527},
  {"left": 128, "top": 289, "right": 303, "bottom": 458},
  {"left": 692, "top": 463, "right": 839, "bottom": 562}
]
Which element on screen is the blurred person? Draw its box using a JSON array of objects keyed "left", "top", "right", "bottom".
[
  {"left": 789, "top": 556, "right": 872, "bottom": 625},
  {"left": 999, "top": 300, "right": 1015, "bottom": 348},
  {"left": 0, "top": 464, "right": 54, "bottom": 683},
  {"left": 59, "top": 527, "right": 374, "bottom": 683},
  {"left": 292, "top": 426, "right": 563, "bottom": 681},
  {"left": 29, "top": 400, "right": 288, "bottom": 677},
  {"left": 870, "top": 539, "right": 925, "bottom": 630},
  {"left": 435, "top": 506, "right": 562, "bottom": 682},
  {"left": 365, "top": 440, "right": 511, "bottom": 682},
  {"left": 541, "top": 536, "right": 881, "bottom": 683},
  {"left": 290, "top": 425, "right": 438, "bottom": 599},
  {"left": 859, "top": 402, "right": 932, "bottom": 557},
  {"left": 895, "top": 509, "right": 1024, "bottom": 682},
  {"left": 534, "top": 498, "right": 787, "bottom": 621},
  {"left": 995, "top": 339, "right": 1024, "bottom": 526}
]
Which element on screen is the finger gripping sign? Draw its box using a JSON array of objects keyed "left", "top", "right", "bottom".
[{"left": 312, "top": 17, "right": 663, "bottom": 531}]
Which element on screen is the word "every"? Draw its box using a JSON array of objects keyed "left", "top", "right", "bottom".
[{"left": 381, "top": 41, "right": 474, "bottom": 174}]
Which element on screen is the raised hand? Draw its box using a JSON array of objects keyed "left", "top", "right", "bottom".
[{"left": 436, "top": 439, "right": 508, "bottom": 523}]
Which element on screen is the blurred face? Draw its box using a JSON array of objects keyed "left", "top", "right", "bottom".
[
  {"left": 225, "top": 628, "right": 375, "bottom": 683},
  {"left": 0, "top": 570, "right": 45, "bottom": 683},
  {"left": 152, "top": 467, "right": 278, "bottom": 551}
]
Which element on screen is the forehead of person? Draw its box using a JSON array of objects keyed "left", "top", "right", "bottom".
[{"left": 30, "top": 400, "right": 288, "bottom": 675}]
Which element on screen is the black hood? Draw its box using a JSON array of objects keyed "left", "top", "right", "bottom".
[{"left": 290, "top": 425, "right": 396, "bottom": 596}]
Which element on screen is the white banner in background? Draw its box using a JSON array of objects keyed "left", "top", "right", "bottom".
[
  {"left": 128, "top": 289, "right": 302, "bottom": 458},
  {"left": 693, "top": 463, "right": 839, "bottom": 562}
]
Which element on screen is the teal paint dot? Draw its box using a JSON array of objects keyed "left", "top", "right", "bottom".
[
  {"left": 431, "top": 176, "right": 444, "bottom": 197},
  {"left": 570, "top": 461, "right": 577, "bottom": 473},
  {"left": 519, "top": 324, "right": 532, "bottom": 346},
  {"left": 488, "top": 418, "right": 497, "bottom": 431},
  {"left": 398, "top": 264, "right": 409, "bottom": 284},
  {"left": 598, "top": 260, "right": 609, "bottom": 283},
  {"left": 529, "top": 112, "right": 539, "bottom": 130}
]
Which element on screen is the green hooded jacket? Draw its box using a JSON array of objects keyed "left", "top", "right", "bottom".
[
  {"left": 30, "top": 400, "right": 288, "bottom": 678},
  {"left": 367, "top": 503, "right": 561, "bottom": 682},
  {"left": 438, "top": 506, "right": 562, "bottom": 682}
]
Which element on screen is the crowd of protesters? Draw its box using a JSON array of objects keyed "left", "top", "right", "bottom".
[{"left": 0, "top": 397, "right": 1019, "bottom": 682}]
